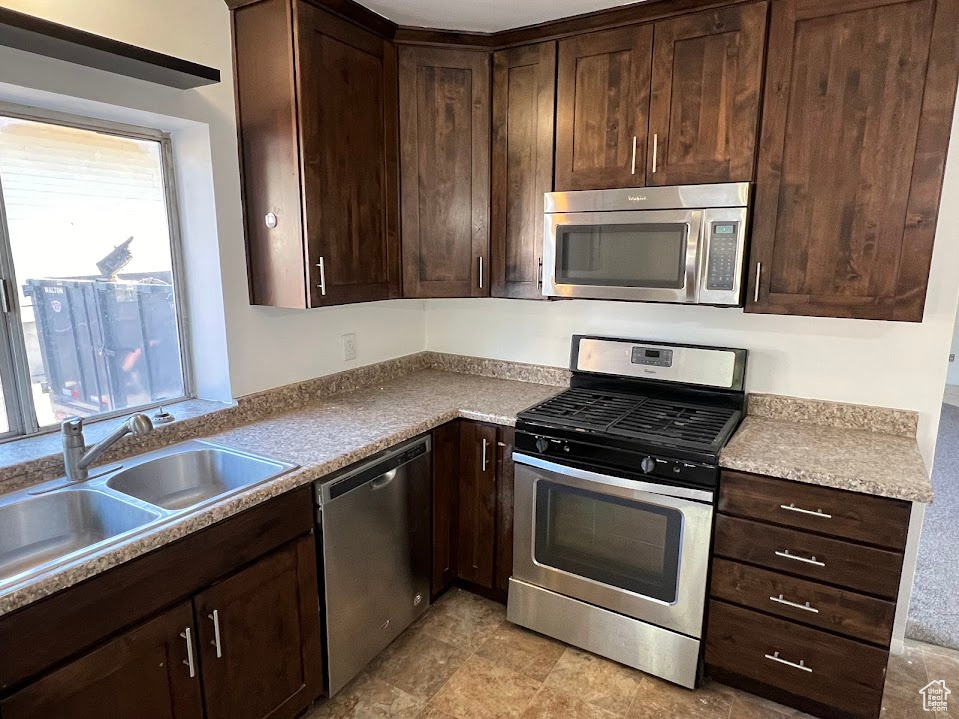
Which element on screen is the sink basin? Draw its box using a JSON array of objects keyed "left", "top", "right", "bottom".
[
  {"left": 0, "top": 490, "right": 161, "bottom": 584},
  {"left": 106, "top": 447, "right": 292, "bottom": 511}
]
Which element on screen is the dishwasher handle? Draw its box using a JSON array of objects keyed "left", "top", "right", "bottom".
[{"left": 316, "top": 435, "right": 431, "bottom": 505}]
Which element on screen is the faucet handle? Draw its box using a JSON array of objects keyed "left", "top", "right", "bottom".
[{"left": 61, "top": 416, "right": 84, "bottom": 436}]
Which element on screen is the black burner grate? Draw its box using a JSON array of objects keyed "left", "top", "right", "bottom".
[{"left": 522, "top": 388, "right": 738, "bottom": 450}]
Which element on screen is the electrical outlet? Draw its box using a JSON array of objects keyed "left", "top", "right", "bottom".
[{"left": 343, "top": 333, "right": 357, "bottom": 362}]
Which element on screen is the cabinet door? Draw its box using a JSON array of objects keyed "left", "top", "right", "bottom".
[
  {"left": 457, "top": 422, "right": 498, "bottom": 588},
  {"left": 494, "top": 427, "right": 516, "bottom": 593},
  {"left": 747, "top": 0, "right": 959, "bottom": 321},
  {"left": 491, "top": 42, "right": 556, "bottom": 299},
  {"left": 432, "top": 420, "right": 461, "bottom": 598},
  {"left": 399, "top": 46, "right": 491, "bottom": 298},
  {"left": 647, "top": 2, "right": 767, "bottom": 186},
  {"left": 232, "top": 0, "right": 306, "bottom": 308},
  {"left": 1, "top": 602, "right": 203, "bottom": 719},
  {"left": 297, "top": 3, "right": 400, "bottom": 307},
  {"left": 555, "top": 25, "right": 653, "bottom": 191},
  {"left": 195, "top": 535, "right": 323, "bottom": 719}
]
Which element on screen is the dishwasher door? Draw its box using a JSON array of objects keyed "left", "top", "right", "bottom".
[{"left": 317, "top": 436, "right": 432, "bottom": 696}]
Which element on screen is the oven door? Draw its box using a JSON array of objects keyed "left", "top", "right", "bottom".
[
  {"left": 543, "top": 210, "right": 704, "bottom": 303},
  {"left": 512, "top": 454, "right": 714, "bottom": 639}
]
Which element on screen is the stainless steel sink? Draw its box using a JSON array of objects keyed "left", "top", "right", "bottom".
[
  {"left": 0, "top": 490, "right": 160, "bottom": 585},
  {"left": 106, "top": 447, "right": 293, "bottom": 510},
  {"left": 0, "top": 440, "right": 297, "bottom": 591}
]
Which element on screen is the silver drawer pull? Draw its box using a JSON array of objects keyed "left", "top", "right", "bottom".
[
  {"left": 770, "top": 594, "right": 820, "bottom": 614},
  {"left": 775, "top": 549, "right": 825, "bottom": 567},
  {"left": 780, "top": 503, "right": 832, "bottom": 519},
  {"left": 765, "top": 651, "right": 812, "bottom": 673},
  {"left": 180, "top": 628, "right": 196, "bottom": 678}
]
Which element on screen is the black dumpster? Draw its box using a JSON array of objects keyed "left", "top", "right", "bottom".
[{"left": 23, "top": 273, "right": 183, "bottom": 419}]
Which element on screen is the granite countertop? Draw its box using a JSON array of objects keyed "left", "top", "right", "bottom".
[
  {"left": 720, "top": 395, "right": 932, "bottom": 504},
  {"left": 0, "top": 368, "right": 561, "bottom": 617}
]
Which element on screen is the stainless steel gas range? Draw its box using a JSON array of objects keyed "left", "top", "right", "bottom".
[{"left": 507, "top": 336, "right": 747, "bottom": 689}]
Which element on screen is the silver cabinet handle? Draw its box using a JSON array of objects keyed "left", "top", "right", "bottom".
[
  {"left": 537, "top": 257, "right": 543, "bottom": 290},
  {"left": 652, "top": 133, "right": 658, "bottom": 174},
  {"left": 180, "top": 628, "right": 196, "bottom": 678},
  {"left": 770, "top": 594, "right": 820, "bottom": 614},
  {"left": 765, "top": 651, "right": 812, "bottom": 673},
  {"left": 317, "top": 257, "right": 327, "bottom": 296},
  {"left": 780, "top": 503, "right": 832, "bottom": 520},
  {"left": 754, "top": 262, "right": 761, "bottom": 303},
  {"left": 631, "top": 136, "right": 638, "bottom": 175},
  {"left": 209, "top": 609, "right": 223, "bottom": 658},
  {"left": 481, "top": 438, "right": 488, "bottom": 472},
  {"left": 775, "top": 549, "right": 825, "bottom": 567},
  {"left": 478, "top": 256, "right": 484, "bottom": 289}
]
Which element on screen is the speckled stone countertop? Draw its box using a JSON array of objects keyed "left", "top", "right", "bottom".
[
  {"left": 0, "top": 367, "right": 561, "bottom": 617},
  {"left": 720, "top": 394, "right": 931, "bottom": 503}
]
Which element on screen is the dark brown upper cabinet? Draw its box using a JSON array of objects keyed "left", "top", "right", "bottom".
[
  {"left": 231, "top": 0, "right": 399, "bottom": 308},
  {"left": 555, "top": 25, "right": 653, "bottom": 191},
  {"left": 399, "top": 46, "right": 491, "bottom": 298},
  {"left": 747, "top": 0, "right": 959, "bottom": 322},
  {"left": 647, "top": 2, "right": 767, "bottom": 186},
  {"left": 491, "top": 43, "right": 556, "bottom": 300}
]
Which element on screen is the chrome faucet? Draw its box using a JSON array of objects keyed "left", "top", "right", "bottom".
[{"left": 62, "top": 413, "right": 155, "bottom": 483}]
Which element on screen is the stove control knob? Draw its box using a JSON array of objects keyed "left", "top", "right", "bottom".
[
  {"left": 535, "top": 438, "right": 550, "bottom": 453},
  {"left": 641, "top": 457, "right": 656, "bottom": 474}
]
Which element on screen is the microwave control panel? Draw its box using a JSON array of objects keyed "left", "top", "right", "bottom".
[{"left": 706, "top": 222, "right": 740, "bottom": 291}]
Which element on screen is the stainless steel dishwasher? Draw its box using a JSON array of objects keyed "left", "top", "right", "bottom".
[{"left": 314, "top": 435, "right": 432, "bottom": 696}]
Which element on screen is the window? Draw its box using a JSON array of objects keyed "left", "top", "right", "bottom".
[{"left": 0, "top": 107, "right": 191, "bottom": 438}]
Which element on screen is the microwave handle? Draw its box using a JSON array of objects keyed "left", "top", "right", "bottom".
[{"left": 686, "top": 213, "right": 705, "bottom": 303}]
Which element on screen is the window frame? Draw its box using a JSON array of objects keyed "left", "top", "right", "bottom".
[{"left": 0, "top": 102, "right": 195, "bottom": 441}]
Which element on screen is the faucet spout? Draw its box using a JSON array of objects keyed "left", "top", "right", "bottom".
[{"left": 62, "top": 413, "right": 155, "bottom": 483}]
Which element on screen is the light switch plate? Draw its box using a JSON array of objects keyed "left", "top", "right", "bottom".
[{"left": 343, "top": 333, "right": 357, "bottom": 362}]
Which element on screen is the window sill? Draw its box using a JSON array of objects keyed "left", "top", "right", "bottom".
[{"left": 0, "top": 398, "right": 236, "bottom": 493}]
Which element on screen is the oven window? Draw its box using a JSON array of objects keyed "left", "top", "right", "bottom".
[
  {"left": 534, "top": 481, "right": 683, "bottom": 603},
  {"left": 555, "top": 223, "right": 687, "bottom": 288}
]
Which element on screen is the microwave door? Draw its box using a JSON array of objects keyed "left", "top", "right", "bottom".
[{"left": 543, "top": 210, "right": 703, "bottom": 303}]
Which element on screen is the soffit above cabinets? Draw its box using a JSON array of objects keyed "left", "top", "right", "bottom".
[{"left": 354, "top": 0, "right": 649, "bottom": 33}]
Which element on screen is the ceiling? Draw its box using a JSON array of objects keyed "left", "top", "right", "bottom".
[{"left": 355, "top": 0, "right": 649, "bottom": 33}]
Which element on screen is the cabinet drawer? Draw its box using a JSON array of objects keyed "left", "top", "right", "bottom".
[
  {"left": 705, "top": 601, "right": 887, "bottom": 719},
  {"left": 710, "top": 558, "right": 896, "bottom": 646},
  {"left": 714, "top": 515, "right": 903, "bottom": 599},
  {"left": 719, "top": 471, "right": 910, "bottom": 550}
]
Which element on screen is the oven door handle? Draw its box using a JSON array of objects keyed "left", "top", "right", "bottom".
[{"left": 512, "top": 452, "right": 714, "bottom": 504}]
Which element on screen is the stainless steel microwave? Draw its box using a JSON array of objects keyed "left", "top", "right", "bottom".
[{"left": 543, "top": 183, "right": 750, "bottom": 305}]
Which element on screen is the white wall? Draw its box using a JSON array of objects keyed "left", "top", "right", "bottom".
[
  {"left": 426, "top": 100, "right": 959, "bottom": 467},
  {"left": 0, "top": 0, "right": 426, "bottom": 399}
]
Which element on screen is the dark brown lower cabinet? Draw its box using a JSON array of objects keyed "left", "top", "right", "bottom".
[
  {"left": 431, "top": 420, "right": 461, "bottom": 598},
  {"left": 2, "top": 537, "right": 322, "bottom": 719},
  {"left": 457, "top": 422, "right": 499, "bottom": 588},
  {"left": 195, "top": 536, "right": 323, "bottom": 719},
  {"left": 431, "top": 421, "right": 515, "bottom": 599},
  {"left": 0, "top": 488, "right": 324, "bottom": 719},
  {"left": 0, "top": 601, "right": 204, "bottom": 719}
]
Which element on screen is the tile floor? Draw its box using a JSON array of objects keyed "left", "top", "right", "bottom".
[{"left": 305, "top": 588, "right": 959, "bottom": 719}]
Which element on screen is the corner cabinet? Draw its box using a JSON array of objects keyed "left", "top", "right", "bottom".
[
  {"left": 398, "top": 46, "right": 491, "bottom": 298},
  {"left": 431, "top": 421, "right": 515, "bottom": 599},
  {"left": 746, "top": 0, "right": 959, "bottom": 321},
  {"left": 231, "top": 0, "right": 400, "bottom": 308},
  {"left": 491, "top": 43, "right": 556, "bottom": 299}
]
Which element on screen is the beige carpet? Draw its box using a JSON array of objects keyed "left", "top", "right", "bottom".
[{"left": 906, "top": 402, "right": 959, "bottom": 650}]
